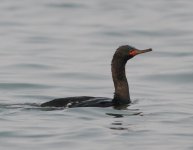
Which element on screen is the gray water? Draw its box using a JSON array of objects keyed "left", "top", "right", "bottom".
[{"left": 0, "top": 0, "right": 193, "bottom": 150}]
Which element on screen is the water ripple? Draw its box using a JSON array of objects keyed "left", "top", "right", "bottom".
[
  {"left": 46, "top": 2, "right": 87, "bottom": 9},
  {"left": 0, "top": 83, "right": 53, "bottom": 90},
  {"left": 145, "top": 72, "right": 193, "bottom": 84}
]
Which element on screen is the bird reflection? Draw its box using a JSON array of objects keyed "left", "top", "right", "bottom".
[{"left": 106, "top": 109, "right": 143, "bottom": 131}]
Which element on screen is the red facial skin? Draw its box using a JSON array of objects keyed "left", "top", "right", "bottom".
[{"left": 129, "top": 50, "right": 138, "bottom": 56}]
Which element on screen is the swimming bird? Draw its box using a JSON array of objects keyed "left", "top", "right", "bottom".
[{"left": 41, "top": 45, "right": 152, "bottom": 108}]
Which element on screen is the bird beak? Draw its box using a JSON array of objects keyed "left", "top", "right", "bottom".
[
  {"left": 129, "top": 48, "right": 152, "bottom": 56},
  {"left": 135, "top": 48, "right": 152, "bottom": 55}
]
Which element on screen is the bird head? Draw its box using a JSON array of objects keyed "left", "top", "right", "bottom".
[{"left": 117, "top": 45, "right": 152, "bottom": 60}]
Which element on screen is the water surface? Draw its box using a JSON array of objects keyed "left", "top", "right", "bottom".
[{"left": 0, "top": 0, "right": 193, "bottom": 150}]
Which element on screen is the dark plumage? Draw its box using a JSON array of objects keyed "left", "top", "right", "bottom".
[{"left": 41, "top": 45, "right": 152, "bottom": 108}]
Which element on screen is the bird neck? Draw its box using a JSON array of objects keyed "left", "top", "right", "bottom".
[{"left": 111, "top": 54, "right": 131, "bottom": 105}]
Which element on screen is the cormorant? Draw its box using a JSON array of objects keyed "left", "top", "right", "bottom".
[{"left": 41, "top": 45, "right": 152, "bottom": 108}]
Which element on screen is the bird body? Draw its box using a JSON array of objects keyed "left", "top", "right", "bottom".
[
  {"left": 41, "top": 96, "right": 112, "bottom": 107},
  {"left": 41, "top": 45, "right": 152, "bottom": 108}
]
